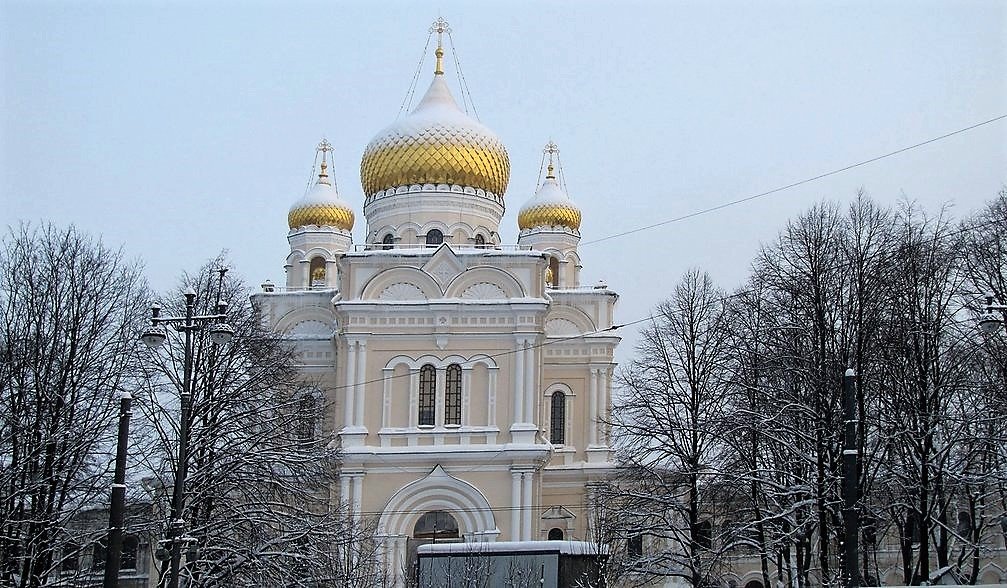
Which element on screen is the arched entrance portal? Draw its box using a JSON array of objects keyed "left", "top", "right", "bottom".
[
  {"left": 408, "top": 510, "right": 461, "bottom": 584},
  {"left": 377, "top": 465, "right": 500, "bottom": 587}
]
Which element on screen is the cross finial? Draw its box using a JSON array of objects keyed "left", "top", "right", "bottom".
[
  {"left": 430, "top": 17, "right": 451, "bottom": 75},
  {"left": 316, "top": 138, "right": 334, "bottom": 183},
  {"left": 543, "top": 141, "right": 560, "bottom": 179}
]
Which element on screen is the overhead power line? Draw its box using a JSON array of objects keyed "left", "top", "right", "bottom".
[{"left": 581, "top": 113, "right": 1007, "bottom": 247}]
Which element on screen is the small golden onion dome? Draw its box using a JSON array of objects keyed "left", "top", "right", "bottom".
[
  {"left": 360, "top": 71, "right": 510, "bottom": 198},
  {"left": 288, "top": 162, "right": 355, "bottom": 231},
  {"left": 517, "top": 166, "right": 582, "bottom": 230}
]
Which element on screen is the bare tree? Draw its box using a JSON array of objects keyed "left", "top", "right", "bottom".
[
  {"left": 0, "top": 223, "right": 148, "bottom": 587},
  {"left": 133, "top": 259, "right": 380, "bottom": 587},
  {"left": 606, "top": 268, "right": 734, "bottom": 587}
]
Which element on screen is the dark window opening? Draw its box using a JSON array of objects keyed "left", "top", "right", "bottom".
[
  {"left": 425, "top": 229, "right": 444, "bottom": 246},
  {"left": 298, "top": 394, "right": 317, "bottom": 442},
  {"left": 61, "top": 544, "right": 80, "bottom": 572},
  {"left": 418, "top": 364, "right": 436, "bottom": 426},
  {"left": 309, "top": 257, "right": 326, "bottom": 286},
  {"left": 550, "top": 391, "right": 566, "bottom": 444},
  {"left": 549, "top": 256, "right": 560, "bottom": 287},
  {"left": 444, "top": 364, "right": 462, "bottom": 425},
  {"left": 548, "top": 528, "right": 564, "bottom": 541},
  {"left": 121, "top": 536, "right": 139, "bottom": 570},
  {"left": 696, "top": 520, "right": 713, "bottom": 550},
  {"left": 627, "top": 535, "right": 643, "bottom": 558},
  {"left": 474, "top": 234, "right": 486, "bottom": 247},
  {"left": 413, "top": 510, "right": 460, "bottom": 540},
  {"left": 91, "top": 540, "right": 107, "bottom": 571},
  {"left": 382, "top": 233, "right": 395, "bottom": 250}
]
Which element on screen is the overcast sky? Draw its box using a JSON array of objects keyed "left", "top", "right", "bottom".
[{"left": 3, "top": 1, "right": 1005, "bottom": 363}]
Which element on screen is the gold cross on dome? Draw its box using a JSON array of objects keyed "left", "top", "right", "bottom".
[
  {"left": 316, "top": 138, "right": 333, "bottom": 163},
  {"left": 430, "top": 17, "right": 451, "bottom": 41}
]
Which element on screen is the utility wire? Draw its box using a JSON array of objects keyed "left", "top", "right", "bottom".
[{"left": 581, "top": 113, "right": 1007, "bottom": 247}]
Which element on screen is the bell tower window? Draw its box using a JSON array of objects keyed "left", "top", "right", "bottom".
[
  {"left": 382, "top": 233, "right": 395, "bottom": 250},
  {"left": 309, "top": 257, "right": 326, "bottom": 286},
  {"left": 474, "top": 234, "right": 486, "bottom": 247},
  {"left": 425, "top": 229, "right": 444, "bottom": 246},
  {"left": 549, "top": 256, "right": 560, "bottom": 288}
]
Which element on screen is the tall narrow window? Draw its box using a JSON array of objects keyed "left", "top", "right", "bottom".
[
  {"left": 309, "top": 257, "right": 326, "bottom": 286},
  {"left": 382, "top": 233, "right": 395, "bottom": 250},
  {"left": 418, "top": 364, "right": 436, "bottom": 426},
  {"left": 120, "top": 536, "right": 139, "bottom": 570},
  {"left": 444, "top": 364, "right": 462, "bottom": 425},
  {"left": 550, "top": 391, "right": 566, "bottom": 444},
  {"left": 298, "top": 394, "right": 317, "bottom": 442},
  {"left": 549, "top": 256, "right": 560, "bottom": 287},
  {"left": 425, "top": 229, "right": 443, "bottom": 246}
]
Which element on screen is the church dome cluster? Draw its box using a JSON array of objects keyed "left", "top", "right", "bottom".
[
  {"left": 286, "top": 24, "right": 584, "bottom": 243},
  {"left": 359, "top": 47, "right": 510, "bottom": 199}
]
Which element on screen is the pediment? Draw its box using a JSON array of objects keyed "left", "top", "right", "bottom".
[{"left": 422, "top": 244, "right": 464, "bottom": 290}]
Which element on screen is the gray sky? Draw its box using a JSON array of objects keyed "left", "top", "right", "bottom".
[{"left": 3, "top": 1, "right": 1005, "bottom": 363}]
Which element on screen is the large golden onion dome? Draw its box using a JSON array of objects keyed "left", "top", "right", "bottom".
[
  {"left": 518, "top": 164, "right": 582, "bottom": 231},
  {"left": 360, "top": 47, "right": 510, "bottom": 198},
  {"left": 288, "top": 160, "right": 355, "bottom": 231}
]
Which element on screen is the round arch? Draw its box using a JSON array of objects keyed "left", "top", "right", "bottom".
[{"left": 378, "top": 465, "right": 499, "bottom": 541}]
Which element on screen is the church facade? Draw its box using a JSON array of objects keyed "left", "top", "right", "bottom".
[{"left": 251, "top": 27, "right": 620, "bottom": 585}]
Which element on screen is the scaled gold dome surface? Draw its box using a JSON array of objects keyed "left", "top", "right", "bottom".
[
  {"left": 360, "top": 75, "right": 510, "bottom": 198},
  {"left": 518, "top": 175, "right": 582, "bottom": 230},
  {"left": 287, "top": 204, "right": 355, "bottom": 231},
  {"left": 288, "top": 164, "right": 355, "bottom": 231}
]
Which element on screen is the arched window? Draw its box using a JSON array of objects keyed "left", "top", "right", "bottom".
[
  {"left": 297, "top": 394, "right": 317, "bottom": 442},
  {"left": 550, "top": 391, "right": 566, "bottom": 444},
  {"left": 474, "top": 234, "right": 486, "bottom": 247},
  {"left": 418, "top": 364, "right": 436, "bottom": 426},
  {"left": 696, "top": 520, "right": 713, "bottom": 549},
  {"left": 548, "top": 528, "right": 564, "bottom": 541},
  {"left": 425, "top": 229, "right": 443, "bottom": 246},
  {"left": 444, "top": 364, "right": 462, "bottom": 425},
  {"left": 382, "top": 233, "right": 395, "bottom": 250},
  {"left": 627, "top": 534, "right": 643, "bottom": 558},
  {"left": 413, "top": 510, "right": 459, "bottom": 540},
  {"left": 309, "top": 256, "right": 326, "bottom": 286},
  {"left": 549, "top": 256, "right": 560, "bottom": 287},
  {"left": 120, "top": 536, "right": 139, "bottom": 570}
]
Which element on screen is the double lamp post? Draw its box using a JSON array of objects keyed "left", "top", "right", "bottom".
[{"left": 105, "top": 270, "right": 234, "bottom": 588}]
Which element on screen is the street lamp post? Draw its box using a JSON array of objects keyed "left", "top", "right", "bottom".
[
  {"left": 102, "top": 390, "right": 132, "bottom": 588},
  {"left": 978, "top": 292, "right": 1007, "bottom": 334},
  {"left": 140, "top": 270, "right": 234, "bottom": 588}
]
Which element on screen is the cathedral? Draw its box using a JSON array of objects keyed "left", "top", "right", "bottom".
[{"left": 251, "top": 20, "right": 620, "bottom": 584}]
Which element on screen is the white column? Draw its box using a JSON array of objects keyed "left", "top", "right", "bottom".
[
  {"left": 600, "top": 367, "right": 610, "bottom": 445},
  {"left": 382, "top": 367, "right": 392, "bottom": 428},
  {"left": 487, "top": 367, "right": 498, "bottom": 426},
  {"left": 354, "top": 340, "right": 366, "bottom": 427},
  {"left": 408, "top": 369, "right": 419, "bottom": 428},
  {"left": 511, "top": 470, "right": 522, "bottom": 541},
  {"left": 344, "top": 341, "right": 357, "bottom": 428},
  {"left": 522, "top": 471, "right": 533, "bottom": 540},
  {"left": 325, "top": 259, "right": 337, "bottom": 288},
  {"left": 524, "top": 341, "right": 535, "bottom": 423},
  {"left": 352, "top": 474, "right": 363, "bottom": 525},
  {"left": 588, "top": 368, "right": 598, "bottom": 446},
  {"left": 435, "top": 367, "right": 445, "bottom": 426},
  {"left": 461, "top": 368, "right": 472, "bottom": 425},
  {"left": 339, "top": 475, "right": 350, "bottom": 509},
  {"left": 513, "top": 339, "right": 525, "bottom": 425}
]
